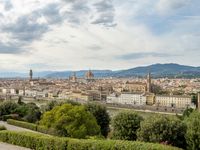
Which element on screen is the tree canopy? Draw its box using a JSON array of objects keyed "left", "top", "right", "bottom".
[
  {"left": 85, "top": 102, "right": 110, "bottom": 137},
  {"left": 0, "top": 101, "right": 18, "bottom": 116},
  {"left": 185, "top": 111, "right": 200, "bottom": 150},
  {"left": 137, "top": 115, "right": 187, "bottom": 148},
  {"left": 39, "top": 103, "right": 100, "bottom": 139},
  {"left": 0, "top": 101, "right": 41, "bottom": 123},
  {"left": 112, "top": 111, "right": 143, "bottom": 141}
]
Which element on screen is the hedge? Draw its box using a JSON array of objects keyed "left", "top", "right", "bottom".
[
  {"left": 7, "top": 119, "right": 58, "bottom": 136},
  {"left": 7, "top": 119, "right": 37, "bottom": 131},
  {"left": 0, "top": 125, "right": 6, "bottom": 131},
  {"left": 1, "top": 114, "right": 19, "bottom": 121},
  {"left": 0, "top": 131, "right": 68, "bottom": 150},
  {"left": 37, "top": 125, "right": 58, "bottom": 136},
  {"left": 67, "top": 139, "right": 182, "bottom": 150},
  {"left": 0, "top": 131, "right": 182, "bottom": 150}
]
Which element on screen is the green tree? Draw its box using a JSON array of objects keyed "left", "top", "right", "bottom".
[
  {"left": 24, "top": 108, "right": 41, "bottom": 123},
  {"left": 15, "top": 102, "right": 41, "bottom": 123},
  {"left": 63, "top": 99, "right": 81, "bottom": 106},
  {"left": 183, "top": 108, "right": 194, "bottom": 118},
  {"left": 85, "top": 103, "right": 110, "bottom": 137},
  {"left": 41, "top": 100, "right": 59, "bottom": 113},
  {"left": 191, "top": 95, "right": 197, "bottom": 106},
  {"left": 14, "top": 104, "right": 29, "bottom": 117},
  {"left": 17, "top": 96, "right": 24, "bottom": 105},
  {"left": 41, "top": 100, "right": 80, "bottom": 113},
  {"left": 40, "top": 104, "right": 100, "bottom": 139},
  {"left": 0, "top": 101, "right": 19, "bottom": 116},
  {"left": 24, "top": 103, "right": 41, "bottom": 123},
  {"left": 185, "top": 111, "right": 200, "bottom": 150},
  {"left": 137, "top": 115, "right": 187, "bottom": 148},
  {"left": 112, "top": 111, "right": 143, "bottom": 141},
  {"left": 0, "top": 101, "right": 41, "bottom": 122}
]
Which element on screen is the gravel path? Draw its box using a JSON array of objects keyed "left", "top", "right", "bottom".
[
  {"left": 0, "top": 121, "right": 37, "bottom": 149},
  {"left": 0, "top": 142, "right": 30, "bottom": 150},
  {"left": 0, "top": 121, "right": 37, "bottom": 133}
]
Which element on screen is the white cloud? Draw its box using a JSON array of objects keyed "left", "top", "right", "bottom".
[
  {"left": 0, "top": 0, "right": 199, "bottom": 72},
  {"left": 156, "top": 0, "right": 191, "bottom": 15}
]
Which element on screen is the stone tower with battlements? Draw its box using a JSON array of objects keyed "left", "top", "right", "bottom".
[
  {"left": 147, "top": 72, "right": 151, "bottom": 93},
  {"left": 29, "top": 69, "right": 33, "bottom": 81}
]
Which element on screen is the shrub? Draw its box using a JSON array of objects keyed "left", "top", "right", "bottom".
[
  {"left": 67, "top": 138, "right": 181, "bottom": 150},
  {"left": 0, "top": 130, "right": 181, "bottom": 150},
  {"left": 137, "top": 115, "right": 187, "bottom": 149},
  {"left": 23, "top": 108, "right": 41, "bottom": 123},
  {"left": 15, "top": 102, "right": 41, "bottom": 123},
  {"left": 0, "top": 131, "right": 68, "bottom": 150},
  {"left": 0, "top": 125, "right": 6, "bottom": 131},
  {"left": 0, "top": 101, "right": 19, "bottom": 116},
  {"left": 41, "top": 100, "right": 80, "bottom": 113},
  {"left": 0, "top": 101, "right": 41, "bottom": 123},
  {"left": 183, "top": 108, "right": 194, "bottom": 118},
  {"left": 41, "top": 100, "right": 60, "bottom": 113},
  {"left": 40, "top": 104, "right": 100, "bottom": 138},
  {"left": 2, "top": 114, "right": 19, "bottom": 121},
  {"left": 85, "top": 103, "right": 110, "bottom": 137},
  {"left": 7, "top": 119, "right": 37, "bottom": 131},
  {"left": 37, "top": 125, "right": 58, "bottom": 136},
  {"left": 185, "top": 111, "right": 200, "bottom": 150},
  {"left": 112, "top": 111, "right": 143, "bottom": 140},
  {"left": 63, "top": 100, "right": 81, "bottom": 106},
  {"left": 7, "top": 119, "right": 59, "bottom": 136}
]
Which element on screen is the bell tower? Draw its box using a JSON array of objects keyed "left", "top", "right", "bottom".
[
  {"left": 29, "top": 69, "right": 33, "bottom": 81},
  {"left": 147, "top": 72, "right": 151, "bottom": 93}
]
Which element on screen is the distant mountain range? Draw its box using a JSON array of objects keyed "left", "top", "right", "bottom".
[
  {"left": 112, "top": 63, "right": 200, "bottom": 78},
  {"left": 1, "top": 63, "right": 200, "bottom": 78}
]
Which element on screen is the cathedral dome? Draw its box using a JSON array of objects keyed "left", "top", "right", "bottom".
[{"left": 85, "top": 70, "right": 94, "bottom": 79}]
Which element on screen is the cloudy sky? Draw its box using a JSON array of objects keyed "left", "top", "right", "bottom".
[{"left": 0, "top": 0, "right": 199, "bottom": 72}]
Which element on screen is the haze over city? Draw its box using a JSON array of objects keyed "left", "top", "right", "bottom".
[{"left": 0, "top": 0, "right": 199, "bottom": 72}]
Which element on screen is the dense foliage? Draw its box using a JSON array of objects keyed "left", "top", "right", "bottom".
[
  {"left": 7, "top": 119, "right": 59, "bottom": 136},
  {"left": 7, "top": 119, "right": 37, "bottom": 131},
  {"left": 112, "top": 111, "right": 143, "bottom": 140},
  {"left": 137, "top": 115, "right": 187, "bottom": 148},
  {"left": 183, "top": 108, "right": 194, "bottom": 118},
  {"left": 41, "top": 100, "right": 60, "bottom": 112},
  {"left": 2, "top": 99, "right": 200, "bottom": 149},
  {"left": 0, "top": 125, "right": 6, "bottom": 131},
  {"left": 0, "top": 130, "right": 181, "bottom": 150},
  {"left": 85, "top": 103, "right": 110, "bottom": 137},
  {"left": 0, "top": 101, "right": 18, "bottom": 116},
  {"left": 0, "top": 131, "right": 68, "bottom": 150},
  {"left": 0, "top": 101, "right": 41, "bottom": 123},
  {"left": 41, "top": 100, "right": 80, "bottom": 113},
  {"left": 39, "top": 104, "right": 100, "bottom": 138},
  {"left": 185, "top": 111, "right": 200, "bottom": 150},
  {"left": 15, "top": 102, "right": 41, "bottom": 123}
]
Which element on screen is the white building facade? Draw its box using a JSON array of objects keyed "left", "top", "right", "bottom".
[
  {"left": 155, "top": 95, "right": 194, "bottom": 108},
  {"left": 107, "top": 93, "right": 146, "bottom": 106}
]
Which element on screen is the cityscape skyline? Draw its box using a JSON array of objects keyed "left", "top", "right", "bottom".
[
  {"left": 0, "top": 63, "right": 200, "bottom": 79},
  {"left": 0, "top": 0, "right": 199, "bottom": 72},
  {"left": 0, "top": 1, "right": 200, "bottom": 149}
]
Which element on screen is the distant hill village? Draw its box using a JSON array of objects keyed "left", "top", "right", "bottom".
[{"left": 0, "top": 69, "right": 200, "bottom": 113}]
